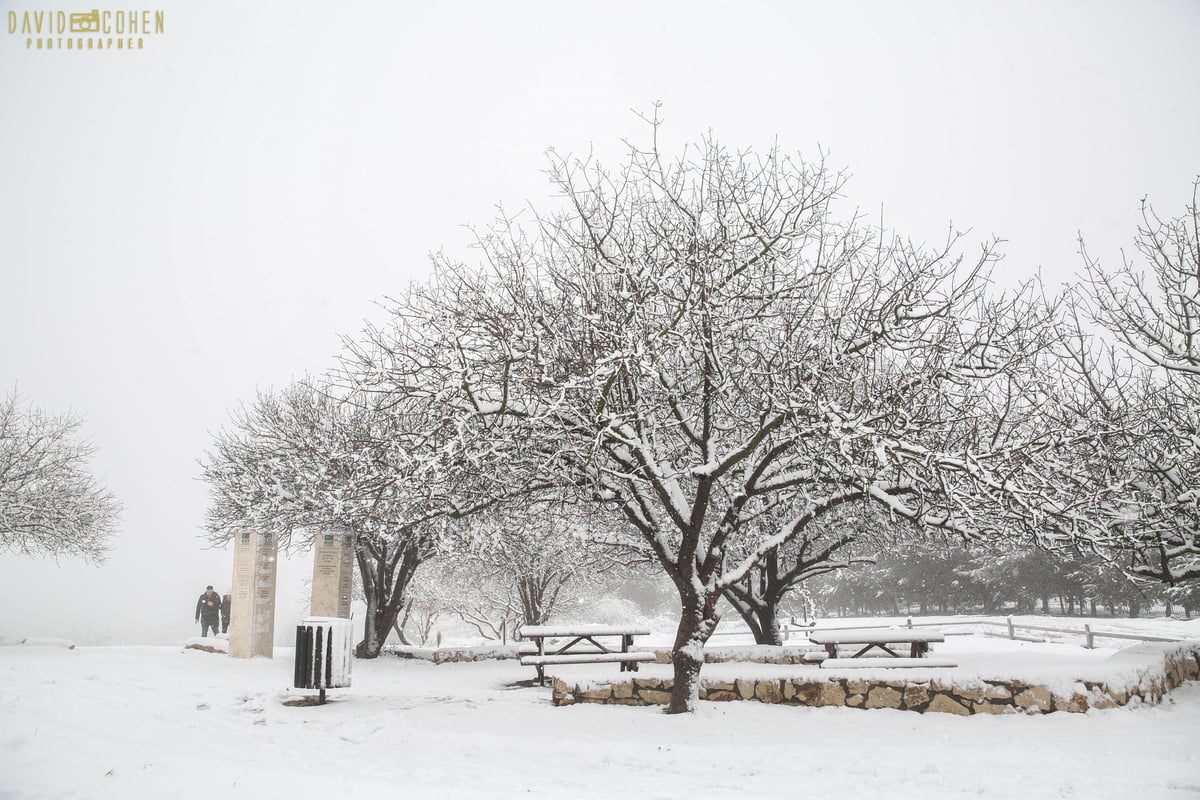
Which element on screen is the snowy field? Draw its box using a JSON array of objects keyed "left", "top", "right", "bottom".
[{"left": 2, "top": 619, "right": 1199, "bottom": 799}]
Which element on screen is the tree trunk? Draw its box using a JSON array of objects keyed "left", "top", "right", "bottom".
[
  {"left": 754, "top": 602, "right": 783, "bottom": 646},
  {"left": 354, "top": 539, "right": 427, "bottom": 658},
  {"left": 358, "top": 555, "right": 381, "bottom": 658},
  {"left": 518, "top": 575, "right": 543, "bottom": 627},
  {"left": 667, "top": 593, "right": 719, "bottom": 714},
  {"left": 722, "top": 584, "right": 782, "bottom": 646},
  {"left": 360, "top": 604, "right": 395, "bottom": 658},
  {"left": 392, "top": 612, "right": 414, "bottom": 646},
  {"left": 357, "top": 608, "right": 388, "bottom": 658}
]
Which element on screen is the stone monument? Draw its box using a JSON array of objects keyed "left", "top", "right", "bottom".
[
  {"left": 229, "top": 530, "right": 278, "bottom": 658},
  {"left": 310, "top": 530, "right": 354, "bottom": 618}
]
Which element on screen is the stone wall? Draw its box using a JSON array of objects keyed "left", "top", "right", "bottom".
[
  {"left": 383, "top": 644, "right": 525, "bottom": 663},
  {"left": 552, "top": 642, "right": 1200, "bottom": 715},
  {"left": 382, "top": 643, "right": 819, "bottom": 665}
]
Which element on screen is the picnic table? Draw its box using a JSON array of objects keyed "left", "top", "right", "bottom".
[
  {"left": 808, "top": 628, "right": 955, "bottom": 669},
  {"left": 517, "top": 624, "right": 656, "bottom": 686}
]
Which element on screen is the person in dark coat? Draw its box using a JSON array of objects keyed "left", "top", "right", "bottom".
[
  {"left": 220, "top": 591, "right": 232, "bottom": 634},
  {"left": 195, "top": 585, "right": 221, "bottom": 637}
]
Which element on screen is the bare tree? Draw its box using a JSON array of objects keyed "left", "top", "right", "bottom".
[
  {"left": 392, "top": 564, "right": 453, "bottom": 646},
  {"left": 444, "top": 558, "right": 525, "bottom": 642},
  {"left": 464, "top": 503, "right": 615, "bottom": 627},
  {"left": 402, "top": 504, "right": 617, "bottom": 643},
  {"left": 0, "top": 390, "right": 120, "bottom": 562},
  {"left": 368, "top": 117, "right": 1058, "bottom": 712},
  {"left": 722, "top": 503, "right": 880, "bottom": 644},
  {"left": 1082, "top": 179, "right": 1200, "bottom": 378}
]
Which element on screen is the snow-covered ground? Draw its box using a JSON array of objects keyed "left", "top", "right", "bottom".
[{"left": 2, "top": 619, "right": 1199, "bottom": 799}]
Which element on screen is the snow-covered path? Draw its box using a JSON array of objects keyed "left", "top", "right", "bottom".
[{"left": 1, "top": 641, "right": 1198, "bottom": 799}]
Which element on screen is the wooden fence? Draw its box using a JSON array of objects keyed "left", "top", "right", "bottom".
[{"left": 706, "top": 614, "right": 1186, "bottom": 650}]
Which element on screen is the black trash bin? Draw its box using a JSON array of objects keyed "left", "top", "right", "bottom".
[{"left": 293, "top": 616, "right": 353, "bottom": 703}]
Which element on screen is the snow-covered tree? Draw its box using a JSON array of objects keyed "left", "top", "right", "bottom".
[
  {"left": 367, "top": 118, "right": 1059, "bottom": 712},
  {"left": 1166, "top": 579, "right": 1200, "bottom": 618},
  {"left": 201, "top": 379, "right": 486, "bottom": 657},
  {"left": 812, "top": 558, "right": 904, "bottom": 617},
  {"left": 1059, "top": 178, "right": 1200, "bottom": 585},
  {"left": 0, "top": 390, "right": 121, "bottom": 562}
]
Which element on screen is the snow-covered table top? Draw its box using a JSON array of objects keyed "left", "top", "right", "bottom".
[
  {"left": 519, "top": 625, "right": 651, "bottom": 638},
  {"left": 808, "top": 628, "right": 945, "bottom": 644}
]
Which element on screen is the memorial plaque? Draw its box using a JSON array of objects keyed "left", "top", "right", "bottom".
[
  {"left": 311, "top": 530, "right": 354, "bottom": 618},
  {"left": 228, "top": 530, "right": 278, "bottom": 658}
]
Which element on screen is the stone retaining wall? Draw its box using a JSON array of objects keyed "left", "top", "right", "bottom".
[
  {"left": 670, "top": 646, "right": 818, "bottom": 665},
  {"left": 552, "top": 642, "right": 1200, "bottom": 715}
]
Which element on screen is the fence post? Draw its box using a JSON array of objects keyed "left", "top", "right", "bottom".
[
  {"left": 1007, "top": 615, "right": 1015, "bottom": 640},
  {"left": 1083, "top": 624, "right": 1094, "bottom": 649}
]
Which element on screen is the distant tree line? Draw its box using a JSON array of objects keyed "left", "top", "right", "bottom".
[{"left": 809, "top": 544, "right": 1199, "bottom": 620}]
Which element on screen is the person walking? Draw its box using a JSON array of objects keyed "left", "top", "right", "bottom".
[
  {"left": 195, "top": 585, "right": 222, "bottom": 637},
  {"left": 220, "top": 590, "right": 232, "bottom": 634}
]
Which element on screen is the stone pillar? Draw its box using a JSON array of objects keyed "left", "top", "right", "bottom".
[
  {"left": 229, "top": 530, "right": 278, "bottom": 658},
  {"left": 311, "top": 530, "right": 354, "bottom": 618}
]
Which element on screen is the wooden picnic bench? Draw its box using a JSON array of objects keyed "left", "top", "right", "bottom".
[
  {"left": 808, "top": 628, "right": 956, "bottom": 669},
  {"left": 518, "top": 624, "right": 656, "bottom": 686}
]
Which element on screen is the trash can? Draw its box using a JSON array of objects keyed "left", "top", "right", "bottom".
[{"left": 294, "top": 616, "right": 353, "bottom": 703}]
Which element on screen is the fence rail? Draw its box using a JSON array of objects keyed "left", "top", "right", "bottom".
[{"left": 985, "top": 617, "right": 1183, "bottom": 649}]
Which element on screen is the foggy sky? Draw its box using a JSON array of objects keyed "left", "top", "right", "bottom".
[{"left": 1, "top": 0, "right": 1198, "bottom": 644}]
